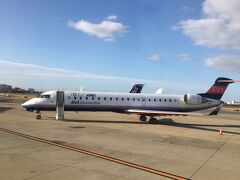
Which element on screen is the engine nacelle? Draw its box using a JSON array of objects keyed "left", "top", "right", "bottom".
[{"left": 183, "top": 94, "right": 208, "bottom": 105}]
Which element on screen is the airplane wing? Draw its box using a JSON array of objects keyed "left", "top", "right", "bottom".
[{"left": 125, "top": 109, "right": 204, "bottom": 116}]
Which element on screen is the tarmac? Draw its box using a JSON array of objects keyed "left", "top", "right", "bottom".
[{"left": 0, "top": 96, "right": 240, "bottom": 180}]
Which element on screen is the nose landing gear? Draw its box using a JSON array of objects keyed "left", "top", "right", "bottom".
[{"left": 36, "top": 111, "right": 41, "bottom": 119}]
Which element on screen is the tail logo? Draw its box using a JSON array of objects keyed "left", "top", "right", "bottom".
[
  {"left": 207, "top": 85, "right": 227, "bottom": 94},
  {"left": 199, "top": 77, "right": 238, "bottom": 100},
  {"left": 131, "top": 86, "right": 138, "bottom": 93}
]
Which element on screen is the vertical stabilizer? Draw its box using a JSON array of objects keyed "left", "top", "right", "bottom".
[
  {"left": 130, "top": 84, "right": 144, "bottom": 93},
  {"left": 198, "top": 77, "right": 236, "bottom": 100}
]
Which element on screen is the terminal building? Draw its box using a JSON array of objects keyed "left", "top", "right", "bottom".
[
  {"left": 0, "top": 84, "right": 36, "bottom": 94},
  {"left": 0, "top": 84, "right": 12, "bottom": 92},
  {"left": 227, "top": 100, "right": 240, "bottom": 105}
]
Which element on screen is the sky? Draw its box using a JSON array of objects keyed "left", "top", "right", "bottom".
[{"left": 0, "top": 0, "right": 239, "bottom": 101}]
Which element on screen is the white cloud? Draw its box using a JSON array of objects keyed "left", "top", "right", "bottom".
[
  {"left": 106, "top": 15, "right": 117, "bottom": 21},
  {"left": 0, "top": 59, "right": 137, "bottom": 80},
  {"left": 148, "top": 54, "right": 160, "bottom": 61},
  {"left": 205, "top": 55, "right": 240, "bottom": 72},
  {"left": 178, "top": 54, "right": 192, "bottom": 61},
  {"left": 182, "top": 6, "right": 194, "bottom": 12},
  {"left": 68, "top": 15, "right": 127, "bottom": 41},
  {"left": 177, "top": 0, "right": 240, "bottom": 50},
  {"left": 0, "top": 59, "right": 198, "bottom": 92}
]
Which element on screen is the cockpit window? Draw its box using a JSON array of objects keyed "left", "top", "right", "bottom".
[{"left": 38, "top": 94, "right": 51, "bottom": 98}]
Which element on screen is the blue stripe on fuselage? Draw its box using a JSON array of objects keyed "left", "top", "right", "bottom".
[{"left": 28, "top": 103, "right": 219, "bottom": 113}]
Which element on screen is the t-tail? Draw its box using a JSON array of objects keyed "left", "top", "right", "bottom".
[
  {"left": 198, "top": 77, "right": 238, "bottom": 100},
  {"left": 129, "top": 84, "right": 144, "bottom": 93}
]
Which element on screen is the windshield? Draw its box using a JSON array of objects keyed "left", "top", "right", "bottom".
[{"left": 37, "top": 94, "right": 51, "bottom": 99}]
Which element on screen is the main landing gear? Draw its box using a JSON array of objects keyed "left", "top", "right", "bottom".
[
  {"left": 149, "top": 117, "right": 158, "bottom": 124},
  {"left": 139, "top": 115, "right": 158, "bottom": 124},
  {"left": 36, "top": 110, "right": 42, "bottom": 119},
  {"left": 139, "top": 115, "right": 147, "bottom": 122}
]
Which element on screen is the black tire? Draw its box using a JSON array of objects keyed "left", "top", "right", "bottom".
[
  {"left": 139, "top": 115, "right": 147, "bottom": 122},
  {"left": 149, "top": 118, "right": 158, "bottom": 124},
  {"left": 36, "top": 115, "right": 41, "bottom": 119}
]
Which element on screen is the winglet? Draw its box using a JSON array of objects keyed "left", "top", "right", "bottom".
[
  {"left": 208, "top": 104, "right": 223, "bottom": 116},
  {"left": 218, "top": 79, "right": 240, "bottom": 83},
  {"left": 155, "top": 88, "right": 163, "bottom": 94}
]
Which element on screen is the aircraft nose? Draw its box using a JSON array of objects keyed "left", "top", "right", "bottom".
[
  {"left": 21, "top": 101, "right": 29, "bottom": 108},
  {"left": 21, "top": 99, "right": 36, "bottom": 112},
  {"left": 21, "top": 100, "right": 34, "bottom": 108}
]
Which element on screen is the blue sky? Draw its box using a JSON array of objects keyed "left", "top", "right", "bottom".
[{"left": 0, "top": 0, "right": 239, "bottom": 101}]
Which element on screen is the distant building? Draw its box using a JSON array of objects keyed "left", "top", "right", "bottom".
[
  {"left": 0, "top": 83, "right": 38, "bottom": 94},
  {"left": 227, "top": 101, "right": 240, "bottom": 105},
  {"left": 0, "top": 84, "right": 12, "bottom": 92},
  {"left": 28, "top": 88, "right": 35, "bottom": 94},
  {"left": 12, "top": 87, "right": 25, "bottom": 93},
  {"left": 232, "top": 101, "right": 240, "bottom": 105}
]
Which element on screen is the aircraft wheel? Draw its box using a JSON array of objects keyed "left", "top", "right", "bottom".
[
  {"left": 149, "top": 118, "right": 158, "bottom": 124},
  {"left": 36, "top": 115, "right": 41, "bottom": 119},
  {"left": 139, "top": 115, "right": 147, "bottom": 122}
]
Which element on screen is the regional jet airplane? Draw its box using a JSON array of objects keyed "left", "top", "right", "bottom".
[{"left": 22, "top": 77, "right": 238, "bottom": 124}]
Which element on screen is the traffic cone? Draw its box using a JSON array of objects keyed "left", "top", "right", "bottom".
[{"left": 219, "top": 128, "right": 223, "bottom": 135}]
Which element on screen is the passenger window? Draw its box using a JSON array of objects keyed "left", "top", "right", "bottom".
[
  {"left": 127, "top": 98, "right": 129, "bottom": 101},
  {"left": 148, "top": 99, "right": 151, "bottom": 102},
  {"left": 104, "top": 97, "right": 106, "bottom": 100},
  {"left": 133, "top": 98, "right": 135, "bottom": 101},
  {"left": 74, "top": 96, "right": 77, "bottom": 100},
  {"left": 169, "top": 99, "right": 171, "bottom": 102},
  {"left": 154, "top": 99, "right": 156, "bottom": 102},
  {"left": 164, "top": 99, "right": 167, "bottom": 102},
  {"left": 159, "top": 99, "right": 161, "bottom": 102},
  {"left": 122, "top": 98, "right": 124, "bottom": 101},
  {"left": 92, "top": 97, "right": 94, "bottom": 100},
  {"left": 116, "top": 97, "right": 118, "bottom": 101},
  {"left": 137, "top": 98, "right": 140, "bottom": 101},
  {"left": 174, "top": 99, "right": 177, "bottom": 102},
  {"left": 80, "top": 96, "right": 82, "bottom": 100},
  {"left": 110, "top": 97, "right": 112, "bottom": 100},
  {"left": 86, "top": 97, "right": 88, "bottom": 100},
  {"left": 98, "top": 97, "right": 100, "bottom": 100}
]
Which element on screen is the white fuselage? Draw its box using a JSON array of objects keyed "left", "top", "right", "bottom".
[{"left": 22, "top": 91, "right": 221, "bottom": 113}]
